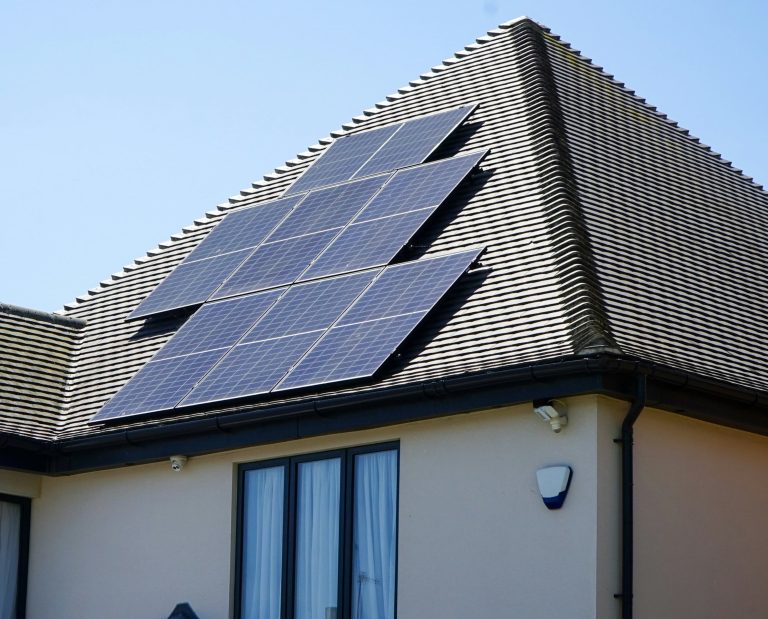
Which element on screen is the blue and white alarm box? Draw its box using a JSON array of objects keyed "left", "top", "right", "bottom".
[{"left": 536, "top": 465, "right": 573, "bottom": 510}]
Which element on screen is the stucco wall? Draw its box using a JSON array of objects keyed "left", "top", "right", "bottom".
[
  {"left": 21, "top": 397, "right": 614, "bottom": 619},
  {"left": 634, "top": 408, "right": 768, "bottom": 619}
]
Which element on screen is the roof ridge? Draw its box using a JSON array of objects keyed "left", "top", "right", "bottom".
[
  {"left": 1, "top": 303, "right": 86, "bottom": 329},
  {"left": 57, "top": 16, "right": 534, "bottom": 314},
  {"left": 512, "top": 21, "right": 620, "bottom": 355}
]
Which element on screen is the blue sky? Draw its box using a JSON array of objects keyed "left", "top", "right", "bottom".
[{"left": 2, "top": 0, "right": 766, "bottom": 311}]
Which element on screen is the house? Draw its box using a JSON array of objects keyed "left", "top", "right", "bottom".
[{"left": 2, "top": 15, "right": 768, "bottom": 619}]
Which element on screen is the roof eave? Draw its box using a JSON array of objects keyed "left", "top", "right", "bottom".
[{"left": 3, "top": 353, "right": 768, "bottom": 475}]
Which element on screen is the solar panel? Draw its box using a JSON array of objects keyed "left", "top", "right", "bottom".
[
  {"left": 276, "top": 248, "right": 482, "bottom": 391},
  {"left": 276, "top": 314, "right": 425, "bottom": 389},
  {"left": 211, "top": 176, "right": 390, "bottom": 300},
  {"left": 269, "top": 174, "right": 388, "bottom": 242},
  {"left": 211, "top": 230, "right": 338, "bottom": 300},
  {"left": 128, "top": 249, "right": 252, "bottom": 320},
  {"left": 352, "top": 105, "right": 475, "bottom": 179},
  {"left": 181, "top": 271, "right": 379, "bottom": 405},
  {"left": 337, "top": 248, "right": 484, "bottom": 325},
  {"left": 299, "top": 151, "right": 485, "bottom": 281},
  {"left": 128, "top": 197, "right": 302, "bottom": 320},
  {"left": 153, "top": 289, "right": 283, "bottom": 361},
  {"left": 184, "top": 195, "right": 303, "bottom": 263},
  {"left": 284, "top": 125, "right": 400, "bottom": 196},
  {"left": 356, "top": 151, "right": 487, "bottom": 221},
  {"left": 90, "top": 349, "right": 226, "bottom": 422},
  {"left": 179, "top": 332, "right": 322, "bottom": 405},
  {"left": 242, "top": 271, "right": 378, "bottom": 342},
  {"left": 299, "top": 208, "right": 436, "bottom": 281}
]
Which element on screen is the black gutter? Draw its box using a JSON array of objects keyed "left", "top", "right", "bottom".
[
  {"left": 614, "top": 373, "right": 647, "bottom": 619},
  {"left": 3, "top": 353, "right": 768, "bottom": 475}
]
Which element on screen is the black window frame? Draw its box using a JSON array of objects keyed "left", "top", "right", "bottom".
[
  {"left": 0, "top": 493, "right": 31, "bottom": 619},
  {"left": 234, "top": 441, "right": 400, "bottom": 619}
]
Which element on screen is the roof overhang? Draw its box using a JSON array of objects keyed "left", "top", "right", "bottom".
[{"left": 4, "top": 353, "right": 768, "bottom": 475}]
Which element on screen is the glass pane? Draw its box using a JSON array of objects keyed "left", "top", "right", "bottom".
[
  {"left": 295, "top": 458, "right": 341, "bottom": 619},
  {"left": 352, "top": 450, "right": 398, "bottom": 619},
  {"left": 0, "top": 501, "right": 21, "bottom": 619},
  {"left": 241, "top": 467, "right": 285, "bottom": 619}
]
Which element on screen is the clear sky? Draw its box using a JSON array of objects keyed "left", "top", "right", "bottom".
[{"left": 2, "top": 0, "right": 766, "bottom": 312}]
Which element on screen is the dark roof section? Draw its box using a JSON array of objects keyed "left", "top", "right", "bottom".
[
  {"left": 0, "top": 304, "right": 84, "bottom": 440},
  {"left": 3, "top": 17, "right": 767, "bottom": 447},
  {"left": 542, "top": 28, "right": 768, "bottom": 390}
]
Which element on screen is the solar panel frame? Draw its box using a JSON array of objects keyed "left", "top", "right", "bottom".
[
  {"left": 283, "top": 124, "right": 401, "bottom": 196},
  {"left": 152, "top": 289, "right": 284, "bottom": 361},
  {"left": 267, "top": 174, "right": 390, "bottom": 242},
  {"left": 337, "top": 247, "right": 484, "bottom": 325},
  {"left": 241, "top": 270, "right": 379, "bottom": 343},
  {"left": 127, "top": 248, "right": 254, "bottom": 321},
  {"left": 210, "top": 229, "right": 340, "bottom": 300},
  {"left": 274, "top": 313, "right": 426, "bottom": 391},
  {"left": 298, "top": 150, "right": 486, "bottom": 282},
  {"left": 354, "top": 150, "right": 487, "bottom": 222},
  {"left": 90, "top": 349, "right": 228, "bottom": 422},
  {"left": 128, "top": 196, "right": 304, "bottom": 321},
  {"left": 276, "top": 248, "right": 483, "bottom": 392},
  {"left": 184, "top": 195, "right": 305, "bottom": 263},
  {"left": 180, "top": 270, "right": 381, "bottom": 406},
  {"left": 351, "top": 105, "right": 476, "bottom": 179},
  {"left": 298, "top": 208, "right": 437, "bottom": 281}
]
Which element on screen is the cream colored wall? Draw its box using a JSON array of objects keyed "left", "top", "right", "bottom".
[
  {"left": 0, "top": 468, "right": 41, "bottom": 498},
  {"left": 24, "top": 397, "right": 616, "bottom": 619},
  {"left": 634, "top": 408, "right": 768, "bottom": 619}
]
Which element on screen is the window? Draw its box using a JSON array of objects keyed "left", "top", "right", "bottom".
[
  {"left": 236, "top": 443, "right": 399, "bottom": 619},
  {"left": 0, "top": 494, "right": 30, "bottom": 619}
]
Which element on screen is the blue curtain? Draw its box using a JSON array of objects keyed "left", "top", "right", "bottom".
[
  {"left": 295, "top": 458, "right": 341, "bottom": 619},
  {"left": 242, "top": 466, "right": 285, "bottom": 619},
  {"left": 352, "top": 450, "right": 397, "bottom": 619},
  {"left": 0, "top": 500, "right": 20, "bottom": 619}
]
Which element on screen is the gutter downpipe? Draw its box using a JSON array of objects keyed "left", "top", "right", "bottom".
[{"left": 615, "top": 372, "right": 647, "bottom": 619}]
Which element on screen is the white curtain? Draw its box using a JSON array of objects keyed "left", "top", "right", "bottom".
[
  {"left": 242, "top": 467, "right": 285, "bottom": 619},
  {"left": 295, "top": 458, "right": 340, "bottom": 619},
  {"left": 0, "top": 501, "right": 21, "bottom": 619},
  {"left": 352, "top": 450, "right": 397, "bottom": 619}
]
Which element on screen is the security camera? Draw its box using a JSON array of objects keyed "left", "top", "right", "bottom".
[
  {"left": 533, "top": 399, "right": 568, "bottom": 433},
  {"left": 170, "top": 455, "right": 188, "bottom": 472}
]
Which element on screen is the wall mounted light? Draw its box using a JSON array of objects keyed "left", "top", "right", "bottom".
[
  {"left": 170, "top": 455, "right": 188, "bottom": 472},
  {"left": 533, "top": 399, "right": 568, "bottom": 433}
]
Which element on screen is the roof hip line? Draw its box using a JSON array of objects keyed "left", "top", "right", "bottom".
[{"left": 512, "top": 20, "right": 620, "bottom": 355}]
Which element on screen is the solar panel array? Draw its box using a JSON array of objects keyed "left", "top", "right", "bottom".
[
  {"left": 284, "top": 105, "right": 475, "bottom": 196},
  {"left": 94, "top": 104, "right": 486, "bottom": 423},
  {"left": 127, "top": 195, "right": 301, "bottom": 320}
]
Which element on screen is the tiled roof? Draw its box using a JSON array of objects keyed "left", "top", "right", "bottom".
[
  {"left": 3, "top": 17, "right": 767, "bottom": 442},
  {"left": 0, "top": 304, "right": 83, "bottom": 440}
]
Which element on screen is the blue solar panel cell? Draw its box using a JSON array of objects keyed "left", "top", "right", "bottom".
[
  {"left": 212, "top": 230, "right": 338, "bottom": 299},
  {"left": 299, "top": 208, "right": 436, "bottom": 281},
  {"left": 269, "top": 175, "right": 388, "bottom": 242},
  {"left": 184, "top": 196, "right": 303, "bottom": 263},
  {"left": 180, "top": 331, "right": 322, "bottom": 405},
  {"left": 243, "top": 271, "right": 378, "bottom": 343},
  {"left": 153, "top": 289, "right": 284, "bottom": 361},
  {"left": 338, "top": 248, "right": 483, "bottom": 325},
  {"left": 275, "top": 313, "right": 424, "bottom": 391},
  {"left": 128, "top": 249, "right": 252, "bottom": 320},
  {"left": 352, "top": 105, "right": 475, "bottom": 178},
  {"left": 356, "top": 151, "right": 486, "bottom": 222},
  {"left": 284, "top": 125, "right": 400, "bottom": 196},
  {"left": 91, "top": 349, "right": 226, "bottom": 421}
]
